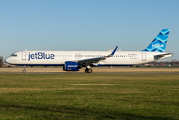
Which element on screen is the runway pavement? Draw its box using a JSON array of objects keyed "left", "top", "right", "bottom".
[{"left": 0, "top": 67, "right": 179, "bottom": 74}]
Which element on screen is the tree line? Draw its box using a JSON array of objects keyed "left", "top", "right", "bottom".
[{"left": 0, "top": 56, "right": 3, "bottom": 67}]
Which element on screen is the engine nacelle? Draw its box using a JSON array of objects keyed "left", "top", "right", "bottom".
[{"left": 63, "top": 61, "right": 79, "bottom": 71}]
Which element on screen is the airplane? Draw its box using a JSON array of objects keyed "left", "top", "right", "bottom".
[{"left": 4, "top": 29, "right": 173, "bottom": 73}]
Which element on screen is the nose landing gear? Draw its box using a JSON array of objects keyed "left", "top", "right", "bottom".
[{"left": 22, "top": 66, "right": 26, "bottom": 73}]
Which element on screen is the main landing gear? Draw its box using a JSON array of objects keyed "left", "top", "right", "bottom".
[
  {"left": 85, "top": 68, "right": 92, "bottom": 73},
  {"left": 85, "top": 65, "right": 92, "bottom": 73},
  {"left": 22, "top": 66, "right": 26, "bottom": 73}
]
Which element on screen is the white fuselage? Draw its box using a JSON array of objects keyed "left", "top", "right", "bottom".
[{"left": 5, "top": 50, "right": 172, "bottom": 66}]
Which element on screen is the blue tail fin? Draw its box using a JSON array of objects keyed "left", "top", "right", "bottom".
[{"left": 142, "top": 29, "right": 170, "bottom": 52}]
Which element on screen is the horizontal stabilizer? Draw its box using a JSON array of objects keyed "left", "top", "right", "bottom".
[{"left": 154, "top": 53, "right": 173, "bottom": 60}]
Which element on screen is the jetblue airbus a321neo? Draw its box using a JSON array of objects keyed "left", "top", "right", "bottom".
[{"left": 5, "top": 29, "right": 173, "bottom": 73}]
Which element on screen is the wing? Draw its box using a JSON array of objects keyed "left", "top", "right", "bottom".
[{"left": 78, "top": 46, "right": 118, "bottom": 66}]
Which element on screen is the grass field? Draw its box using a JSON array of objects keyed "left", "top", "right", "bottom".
[
  {"left": 0, "top": 74, "right": 179, "bottom": 119},
  {"left": 1, "top": 67, "right": 179, "bottom": 73}
]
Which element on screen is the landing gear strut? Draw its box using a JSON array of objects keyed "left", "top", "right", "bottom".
[
  {"left": 22, "top": 66, "right": 26, "bottom": 73},
  {"left": 85, "top": 68, "right": 92, "bottom": 73}
]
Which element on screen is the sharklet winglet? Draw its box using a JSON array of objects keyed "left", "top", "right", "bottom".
[{"left": 111, "top": 46, "right": 118, "bottom": 55}]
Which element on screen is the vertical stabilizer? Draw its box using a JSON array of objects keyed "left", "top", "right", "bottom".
[{"left": 143, "top": 29, "right": 170, "bottom": 52}]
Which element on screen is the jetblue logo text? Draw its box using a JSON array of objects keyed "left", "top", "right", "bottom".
[
  {"left": 28, "top": 52, "right": 55, "bottom": 61},
  {"left": 152, "top": 44, "right": 164, "bottom": 48},
  {"left": 68, "top": 65, "right": 78, "bottom": 67}
]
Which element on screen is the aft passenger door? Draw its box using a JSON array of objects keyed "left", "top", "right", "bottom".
[{"left": 141, "top": 53, "right": 146, "bottom": 61}]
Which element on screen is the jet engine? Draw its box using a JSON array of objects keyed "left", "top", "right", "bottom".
[{"left": 63, "top": 61, "right": 79, "bottom": 71}]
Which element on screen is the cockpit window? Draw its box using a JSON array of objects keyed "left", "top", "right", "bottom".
[{"left": 10, "top": 54, "right": 17, "bottom": 57}]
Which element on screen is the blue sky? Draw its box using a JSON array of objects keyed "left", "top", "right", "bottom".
[{"left": 0, "top": 0, "right": 179, "bottom": 60}]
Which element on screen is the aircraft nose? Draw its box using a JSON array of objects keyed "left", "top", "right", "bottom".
[
  {"left": 4, "top": 58, "right": 6, "bottom": 63},
  {"left": 4, "top": 57, "right": 9, "bottom": 63}
]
